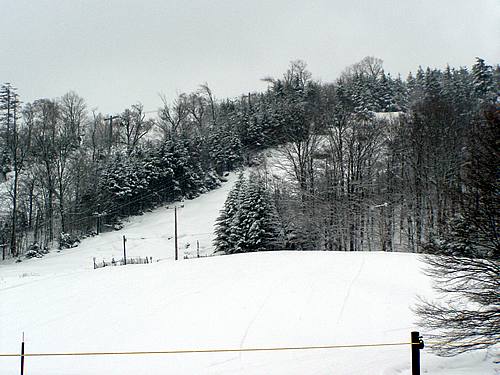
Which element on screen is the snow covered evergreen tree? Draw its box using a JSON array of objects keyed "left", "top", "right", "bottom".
[
  {"left": 213, "top": 173, "right": 245, "bottom": 254},
  {"left": 239, "top": 175, "right": 282, "bottom": 252},
  {"left": 472, "top": 57, "right": 495, "bottom": 100},
  {"left": 377, "top": 73, "right": 397, "bottom": 111},
  {"left": 208, "top": 124, "right": 242, "bottom": 174},
  {"left": 214, "top": 174, "right": 282, "bottom": 254}
]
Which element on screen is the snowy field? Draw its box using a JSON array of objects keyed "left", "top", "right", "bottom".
[{"left": 0, "top": 174, "right": 497, "bottom": 374}]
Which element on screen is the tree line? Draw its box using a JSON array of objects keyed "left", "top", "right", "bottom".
[
  {"left": 215, "top": 57, "right": 498, "bottom": 255},
  {"left": 1, "top": 57, "right": 498, "bottom": 260}
]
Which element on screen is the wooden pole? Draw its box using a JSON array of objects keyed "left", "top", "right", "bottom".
[
  {"left": 20, "top": 332, "right": 24, "bottom": 375},
  {"left": 197, "top": 240, "right": 200, "bottom": 258},
  {"left": 174, "top": 207, "right": 178, "bottom": 261},
  {"left": 123, "top": 235, "right": 127, "bottom": 265},
  {"left": 411, "top": 331, "right": 424, "bottom": 375},
  {"left": 104, "top": 115, "right": 120, "bottom": 154}
]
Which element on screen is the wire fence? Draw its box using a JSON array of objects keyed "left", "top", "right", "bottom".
[
  {"left": 92, "top": 256, "right": 152, "bottom": 269},
  {"left": 0, "top": 332, "right": 433, "bottom": 374}
]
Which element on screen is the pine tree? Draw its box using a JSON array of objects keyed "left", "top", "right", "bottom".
[
  {"left": 213, "top": 174, "right": 245, "bottom": 254},
  {"left": 392, "top": 75, "right": 408, "bottom": 111},
  {"left": 472, "top": 57, "right": 494, "bottom": 100},
  {"left": 424, "top": 68, "right": 442, "bottom": 100},
  {"left": 239, "top": 175, "right": 282, "bottom": 252},
  {"left": 228, "top": 175, "right": 248, "bottom": 253},
  {"left": 377, "top": 73, "right": 397, "bottom": 111},
  {"left": 214, "top": 174, "right": 283, "bottom": 254},
  {"left": 208, "top": 124, "right": 242, "bottom": 174}
]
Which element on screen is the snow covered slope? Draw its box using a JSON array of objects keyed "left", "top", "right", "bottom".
[
  {"left": 0, "top": 173, "right": 240, "bottom": 290},
  {"left": 0, "top": 174, "right": 497, "bottom": 374}
]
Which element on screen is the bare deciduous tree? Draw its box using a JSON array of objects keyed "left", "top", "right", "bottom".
[
  {"left": 415, "top": 104, "right": 499, "bottom": 356},
  {"left": 341, "top": 56, "right": 384, "bottom": 81},
  {"left": 120, "top": 103, "right": 153, "bottom": 155},
  {"left": 157, "top": 93, "right": 189, "bottom": 138}
]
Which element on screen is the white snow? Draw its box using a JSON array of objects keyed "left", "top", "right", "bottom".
[
  {"left": 0, "top": 173, "right": 12, "bottom": 217},
  {"left": 372, "top": 111, "right": 403, "bottom": 121},
  {"left": 0, "top": 173, "right": 497, "bottom": 374}
]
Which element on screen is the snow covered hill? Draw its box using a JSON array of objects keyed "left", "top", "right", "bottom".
[
  {"left": 0, "top": 174, "right": 497, "bottom": 374},
  {"left": 0, "top": 173, "right": 240, "bottom": 290}
]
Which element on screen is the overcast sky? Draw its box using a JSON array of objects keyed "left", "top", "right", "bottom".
[{"left": 1, "top": 0, "right": 499, "bottom": 114}]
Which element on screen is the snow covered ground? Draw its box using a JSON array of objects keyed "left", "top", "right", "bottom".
[
  {"left": 0, "top": 173, "right": 497, "bottom": 374},
  {"left": 0, "top": 173, "right": 12, "bottom": 217}
]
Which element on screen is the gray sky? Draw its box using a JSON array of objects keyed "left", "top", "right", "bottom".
[{"left": 1, "top": 0, "right": 499, "bottom": 114}]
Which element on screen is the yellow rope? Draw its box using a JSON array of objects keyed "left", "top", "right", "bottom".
[{"left": 0, "top": 342, "right": 413, "bottom": 358}]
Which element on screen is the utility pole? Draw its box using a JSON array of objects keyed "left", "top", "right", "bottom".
[
  {"left": 94, "top": 204, "right": 102, "bottom": 235},
  {"left": 95, "top": 216, "right": 99, "bottom": 235},
  {"left": 123, "top": 235, "right": 127, "bottom": 265},
  {"left": 174, "top": 207, "right": 178, "bottom": 260},
  {"left": 104, "top": 115, "right": 120, "bottom": 154}
]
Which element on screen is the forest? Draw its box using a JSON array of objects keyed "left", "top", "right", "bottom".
[{"left": 0, "top": 56, "right": 498, "bottom": 259}]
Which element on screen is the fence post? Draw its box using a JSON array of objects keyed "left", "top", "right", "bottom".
[
  {"left": 20, "top": 333, "right": 24, "bottom": 375},
  {"left": 411, "top": 331, "right": 424, "bottom": 375},
  {"left": 197, "top": 240, "right": 200, "bottom": 258}
]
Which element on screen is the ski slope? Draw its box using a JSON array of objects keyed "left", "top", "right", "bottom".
[
  {"left": 0, "top": 173, "right": 497, "bottom": 374},
  {"left": 0, "top": 173, "right": 240, "bottom": 290}
]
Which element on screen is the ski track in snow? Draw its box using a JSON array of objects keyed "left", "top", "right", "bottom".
[
  {"left": 336, "top": 253, "right": 365, "bottom": 324},
  {"left": 237, "top": 277, "right": 287, "bottom": 368}
]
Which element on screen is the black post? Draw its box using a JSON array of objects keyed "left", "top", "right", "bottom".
[
  {"left": 96, "top": 204, "right": 101, "bottom": 235},
  {"left": 20, "top": 333, "right": 24, "bottom": 375},
  {"left": 411, "top": 331, "right": 424, "bottom": 375},
  {"left": 174, "top": 207, "right": 178, "bottom": 261},
  {"left": 123, "top": 235, "right": 127, "bottom": 265},
  {"left": 197, "top": 240, "right": 200, "bottom": 258}
]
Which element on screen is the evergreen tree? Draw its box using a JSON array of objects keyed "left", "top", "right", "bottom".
[
  {"left": 377, "top": 73, "right": 397, "bottom": 111},
  {"left": 208, "top": 124, "right": 242, "bottom": 174},
  {"left": 213, "top": 174, "right": 245, "bottom": 254},
  {"left": 214, "top": 174, "right": 282, "bottom": 254},
  {"left": 239, "top": 175, "right": 282, "bottom": 252},
  {"left": 472, "top": 57, "right": 494, "bottom": 100},
  {"left": 424, "top": 68, "right": 442, "bottom": 100},
  {"left": 392, "top": 75, "right": 408, "bottom": 111}
]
